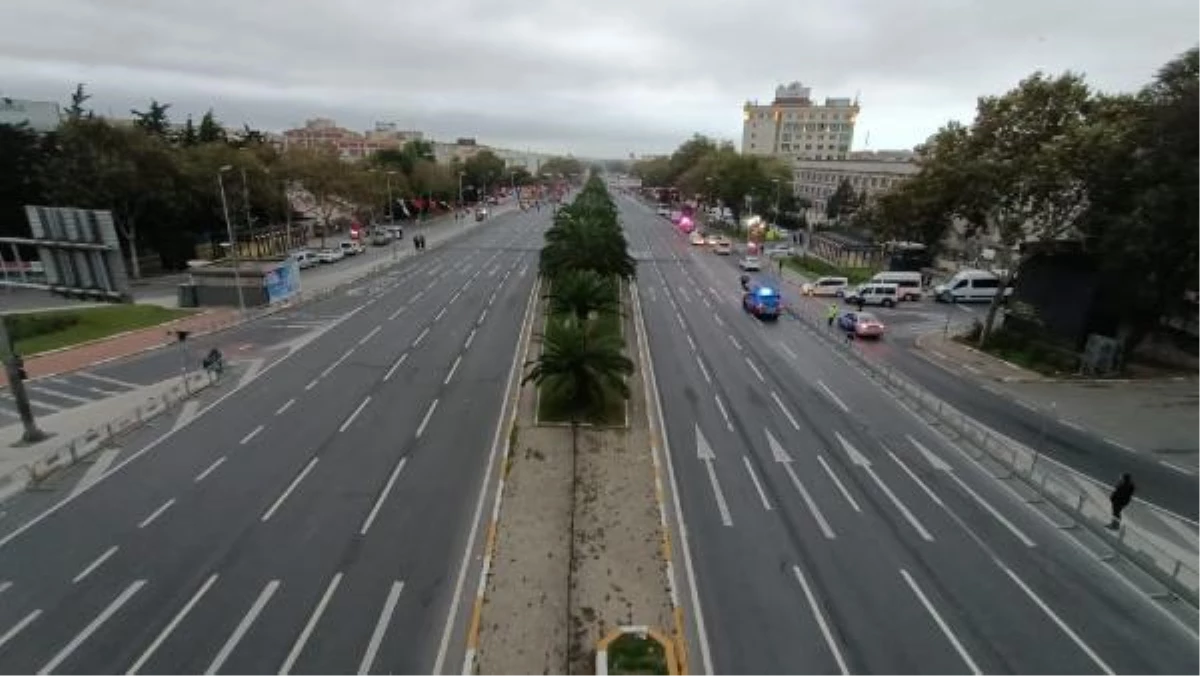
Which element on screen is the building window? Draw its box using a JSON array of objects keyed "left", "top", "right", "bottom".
[
  {"left": 805, "top": 144, "right": 812, "bottom": 150},
  {"left": 817, "top": 144, "right": 825, "bottom": 150},
  {"left": 781, "top": 143, "right": 791, "bottom": 151},
  {"left": 781, "top": 133, "right": 791, "bottom": 142},
  {"left": 750, "top": 143, "right": 756, "bottom": 149}
]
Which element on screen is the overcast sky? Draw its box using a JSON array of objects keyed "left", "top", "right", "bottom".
[{"left": 3, "top": 0, "right": 1196, "bottom": 158}]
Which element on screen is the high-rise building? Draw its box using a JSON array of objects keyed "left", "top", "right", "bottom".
[{"left": 741, "top": 82, "right": 859, "bottom": 160}]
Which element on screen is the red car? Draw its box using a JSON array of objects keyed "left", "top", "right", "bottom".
[{"left": 837, "top": 311, "right": 886, "bottom": 338}]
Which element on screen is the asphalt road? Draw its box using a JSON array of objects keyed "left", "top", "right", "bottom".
[
  {"left": 0, "top": 205, "right": 547, "bottom": 674},
  {"left": 622, "top": 195, "right": 1198, "bottom": 674}
]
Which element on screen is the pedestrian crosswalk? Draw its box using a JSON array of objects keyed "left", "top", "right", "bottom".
[{"left": 0, "top": 372, "right": 140, "bottom": 422}]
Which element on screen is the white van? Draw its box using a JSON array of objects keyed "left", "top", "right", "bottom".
[
  {"left": 934, "top": 269, "right": 1007, "bottom": 303},
  {"left": 802, "top": 276, "right": 850, "bottom": 297},
  {"left": 870, "top": 271, "right": 923, "bottom": 301},
  {"left": 845, "top": 283, "right": 899, "bottom": 308}
]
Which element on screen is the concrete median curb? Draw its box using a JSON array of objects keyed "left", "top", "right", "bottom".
[{"left": 595, "top": 626, "right": 679, "bottom": 676}]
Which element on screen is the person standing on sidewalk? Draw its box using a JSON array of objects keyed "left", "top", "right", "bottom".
[{"left": 1108, "top": 473, "right": 1136, "bottom": 529}]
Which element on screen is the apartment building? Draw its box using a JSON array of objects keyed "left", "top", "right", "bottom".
[
  {"left": 793, "top": 155, "right": 918, "bottom": 223},
  {"left": 742, "top": 82, "right": 859, "bottom": 161}
]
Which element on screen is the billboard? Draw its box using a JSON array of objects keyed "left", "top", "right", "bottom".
[
  {"left": 264, "top": 259, "right": 302, "bottom": 304},
  {"left": 13, "top": 206, "right": 132, "bottom": 301}
]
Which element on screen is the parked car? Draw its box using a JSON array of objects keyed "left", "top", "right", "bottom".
[
  {"left": 934, "top": 269, "right": 1012, "bottom": 303},
  {"left": 339, "top": 241, "right": 365, "bottom": 256},
  {"left": 837, "top": 311, "right": 887, "bottom": 338},
  {"left": 870, "top": 271, "right": 923, "bottom": 301},
  {"left": 764, "top": 244, "right": 795, "bottom": 258},
  {"left": 801, "top": 276, "right": 850, "bottom": 297},
  {"left": 316, "top": 248, "right": 345, "bottom": 264},
  {"left": 705, "top": 235, "right": 719, "bottom": 246},
  {"left": 655, "top": 205, "right": 671, "bottom": 217},
  {"left": 715, "top": 239, "right": 733, "bottom": 255},
  {"left": 844, "top": 283, "right": 899, "bottom": 307},
  {"left": 371, "top": 228, "right": 391, "bottom": 246},
  {"left": 291, "top": 250, "right": 317, "bottom": 269},
  {"left": 689, "top": 232, "right": 706, "bottom": 246},
  {"left": 738, "top": 256, "right": 762, "bottom": 271}
]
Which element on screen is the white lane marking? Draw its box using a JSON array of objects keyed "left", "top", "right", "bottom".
[
  {"left": 778, "top": 343, "right": 798, "bottom": 360},
  {"left": 427, "top": 264, "right": 442, "bottom": 277},
  {"left": 685, "top": 334, "right": 696, "bottom": 351},
  {"left": 388, "top": 306, "right": 407, "bottom": 321},
  {"left": 742, "top": 456, "right": 772, "bottom": 511},
  {"left": 728, "top": 334, "right": 742, "bottom": 351},
  {"left": 279, "top": 573, "right": 343, "bottom": 675},
  {"left": 72, "top": 545, "right": 119, "bottom": 583},
  {"left": 713, "top": 313, "right": 725, "bottom": 327},
  {"left": 240, "top": 425, "right": 265, "bottom": 445},
  {"left": 194, "top": 457, "right": 226, "bottom": 483},
  {"left": 478, "top": 308, "right": 489, "bottom": 325},
  {"left": 435, "top": 307, "right": 448, "bottom": 322},
  {"left": 30, "top": 384, "right": 90, "bottom": 404},
  {"left": 236, "top": 358, "right": 265, "bottom": 389},
  {"left": 744, "top": 357, "right": 766, "bottom": 382},
  {"left": 886, "top": 450, "right": 945, "bottom": 508},
  {"left": 360, "top": 458, "right": 409, "bottom": 536},
  {"left": 770, "top": 391, "right": 801, "bottom": 430},
  {"left": 358, "top": 581, "right": 405, "bottom": 675},
  {"left": 0, "top": 581, "right": 9, "bottom": 596},
  {"left": 338, "top": 396, "right": 369, "bottom": 434},
  {"left": 416, "top": 398, "right": 439, "bottom": 438},
  {"left": 900, "top": 569, "right": 982, "bottom": 675},
  {"left": 444, "top": 356, "right": 463, "bottom": 385},
  {"left": 836, "top": 433, "right": 933, "bottom": 541},
  {"left": 39, "top": 580, "right": 145, "bottom": 675},
  {"left": 359, "top": 326, "right": 383, "bottom": 345},
  {"left": 947, "top": 473, "right": 1036, "bottom": 548},
  {"left": 817, "top": 380, "right": 850, "bottom": 413},
  {"left": 412, "top": 327, "right": 430, "bottom": 347},
  {"left": 127, "top": 575, "right": 218, "bottom": 674},
  {"left": 782, "top": 463, "right": 836, "bottom": 539},
  {"left": 674, "top": 311, "right": 686, "bottom": 329},
  {"left": 78, "top": 372, "right": 137, "bottom": 389},
  {"left": 205, "top": 580, "right": 281, "bottom": 675},
  {"left": 320, "top": 348, "right": 357, "bottom": 380},
  {"left": 696, "top": 426, "right": 733, "bottom": 527},
  {"left": 1059, "top": 418, "right": 1084, "bottom": 432},
  {"left": 816, "top": 455, "right": 861, "bottom": 512},
  {"left": 304, "top": 378, "right": 319, "bottom": 391},
  {"left": 383, "top": 353, "right": 408, "bottom": 382},
  {"left": 1159, "top": 460, "right": 1195, "bottom": 475},
  {"left": 411, "top": 290, "right": 425, "bottom": 302},
  {"left": 0, "top": 610, "right": 42, "bottom": 655},
  {"left": 791, "top": 566, "right": 849, "bottom": 675},
  {"left": 262, "top": 458, "right": 319, "bottom": 522},
  {"left": 464, "top": 328, "right": 477, "bottom": 349},
  {"left": 713, "top": 395, "right": 734, "bottom": 432},
  {"left": 275, "top": 398, "right": 296, "bottom": 416},
  {"left": 70, "top": 448, "right": 120, "bottom": 498},
  {"left": 137, "top": 499, "right": 176, "bottom": 529},
  {"left": 488, "top": 292, "right": 497, "bottom": 307},
  {"left": 695, "top": 357, "right": 712, "bottom": 384},
  {"left": 1000, "top": 565, "right": 1114, "bottom": 674},
  {"left": 449, "top": 291, "right": 462, "bottom": 304}
]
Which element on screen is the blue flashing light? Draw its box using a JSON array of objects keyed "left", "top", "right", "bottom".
[{"left": 756, "top": 287, "right": 777, "bottom": 297}]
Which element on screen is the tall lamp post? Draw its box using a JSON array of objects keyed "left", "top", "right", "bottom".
[
  {"left": 218, "top": 165, "right": 247, "bottom": 314},
  {"left": 386, "top": 170, "right": 397, "bottom": 223}
]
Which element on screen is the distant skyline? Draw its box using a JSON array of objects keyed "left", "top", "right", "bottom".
[{"left": 3, "top": 0, "right": 1196, "bottom": 158}]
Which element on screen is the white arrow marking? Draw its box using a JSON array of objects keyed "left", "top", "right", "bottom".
[
  {"left": 908, "top": 435, "right": 952, "bottom": 472},
  {"left": 768, "top": 430, "right": 835, "bottom": 539},
  {"left": 697, "top": 426, "right": 733, "bottom": 526},
  {"left": 836, "top": 433, "right": 933, "bottom": 542}
]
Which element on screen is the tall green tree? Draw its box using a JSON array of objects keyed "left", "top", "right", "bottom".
[
  {"left": 0, "top": 123, "right": 50, "bottom": 238},
  {"left": 197, "top": 109, "right": 225, "bottom": 144},
  {"left": 130, "top": 99, "right": 172, "bottom": 138},
  {"left": 65, "top": 83, "right": 92, "bottom": 121},
  {"left": 545, "top": 269, "right": 619, "bottom": 322},
  {"left": 463, "top": 150, "right": 507, "bottom": 195},
  {"left": 178, "top": 116, "right": 199, "bottom": 147},
  {"left": 825, "top": 178, "right": 859, "bottom": 221}
]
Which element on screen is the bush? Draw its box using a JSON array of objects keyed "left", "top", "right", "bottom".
[{"left": 6, "top": 311, "right": 83, "bottom": 342}]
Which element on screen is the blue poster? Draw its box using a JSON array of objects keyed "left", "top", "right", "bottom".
[{"left": 264, "top": 259, "right": 302, "bottom": 304}]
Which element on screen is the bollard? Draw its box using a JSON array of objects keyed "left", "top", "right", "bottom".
[
  {"left": 1172, "top": 560, "right": 1182, "bottom": 580},
  {"left": 106, "top": 422, "right": 114, "bottom": 442},
  {"left": 1075, "top": 493, "right": 1085, "bottom": 513}
]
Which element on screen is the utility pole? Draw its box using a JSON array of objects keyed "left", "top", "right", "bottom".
[{"left": 0, "top": 316, "right": 47, "bottom": 443}]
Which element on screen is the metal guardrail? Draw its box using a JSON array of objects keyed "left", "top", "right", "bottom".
[{"left": 784, "top": 299, "right": 1200, "bottom": 607}]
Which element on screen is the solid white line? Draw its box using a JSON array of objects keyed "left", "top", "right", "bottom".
[
  {"left": 783, "top": 464, "right": 836, "bottom": 539},
  {"left": 73, "top": 545, "right": 119, "bottom": 583},
  {"left": 358, "top": 581, "right": 405, "bottom": 675},
  {"left": 1059, "top": 418, "right": 1084, "bottom": 432},
  {"left": 77, "top": 372, "right": 137, "bottom": 389},
  {"left": 742, "top": 456, "right": 772, "bottom": 511},
  {"left": 728, "top": 334, "right": 742, "bottom": 351},
  {"left": 275, "top": 398, "right": 296, "bottom": 415},
  {"left": 435, "top": 307, "right": 447, "bottom": 321},
  {"left": 1159, "top": 460, "right": 1195, "bottom": 475},
  {"left": 412, "top": 327, "right": 430, "bottom": 347},
  {"left": 279, "top": 573, "right": 343, "bottom": 675},
  {"left": 444, "top": 355, "right": 462, "bottom": 384},
  {"left": 205, "top": 580, "right": 280, "bottom": 675},
  {"left": 0, "top": 610, "right": 41, "bottom": 654},
  {"left": 39, "top": 580, "right": 145, "bottom": 675},
  {"left": 138, "top": 499, "right": 176, "bottom": 529},
  {"left": 816, "top": 455, "right": 861, "bottom": 512},
  {"left": 1000, "top": 565, "right": 1114, "bottom": 674},
  {"left": 416, "top": 399, "right": 439, "bottom": 438},
  {"left": 194, "top": 456, "right": 226, "bottom": 483},
  {"left": 359, "top": 326, "right": 383, "bottom": 345},
  {"left": 863, "top": 465, "right": 934, "bottom": 541},
  {"left": 947, "top": 473, "right": 1036, "bottom": 547},
  {"left": 360, "top": 458, "right": 408, "bottom": 536},
  {"left": 817, "top": 380, "right": 850, "bottom": 413},
  {"left": 340, "top": 396, "right": 372, "bottom": 433},
  {"left": 791, "top": 566, "right": 849, "bottom": 674},
  {"left": 696, "top": 357, "right": 712, "bottom": 384},
  {"left": 714, "top": 395, "right": 734, "bottom": 431},
  {"left": 70, "top": 448, "right": 120, "bottom": 498},
  {"left": 770, "top": 391, "right": 801, "bottom": 430},
  {"left": 744, "top": 357, "right": 766, "bottom": 382},
  {"left": 900, "top": 569, "right": 981, "bottom": 675},
  {"left": 388, "top": 306, "right": 407, "bottom": 321},
  {"left": 262, "top": 458, "right": 319, "bottom": 522},
  {"left": 887, "top": 450, "right": 945, "bottom": 507},
  {"left": 127, "top": 575, "right": 218, "bottom": 674},
  {"left": 240, "top": 425, "right": 265, "bottom": 445},
  {"left": 383, "top": 353, "right": 408, "bottom": 381}
]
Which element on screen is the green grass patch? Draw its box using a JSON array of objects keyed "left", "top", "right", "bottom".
[
  {"left": 9, "top": 305, "right": 194, "bottom": 356},
  {"left": 783, "top": 255, "right": 873, "bottom": 284},
  {"left": 607, "top": 633, "right": 670, "bottom": 675}
]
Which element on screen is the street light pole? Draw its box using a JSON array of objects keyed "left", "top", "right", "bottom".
[
  {"left": 218, "top": 166, "right": 247, "bottom": 314},
  {"left": 386, "top": 171, "right": 396, "bottom": 223},
  {"left": 240, "top": 167, "right": 254, "bottom": 256}
]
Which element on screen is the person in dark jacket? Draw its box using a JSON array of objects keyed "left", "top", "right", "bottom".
[{"left": 1108, "top": 473, "right": 1135, "bottom": 529}]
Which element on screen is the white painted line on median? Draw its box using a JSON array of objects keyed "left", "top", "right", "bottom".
[
  {"left": 464, "top": 328, "right": 477, "bottom": 349},
  {"left": 206, "top": 580, "right": 280, "bottom": 675},
  {"left": 742, "top": 456, "right": 772, "bottom": 511},
  {"left": 359, "top": 326, "right": 383, "bottom": 345},
  {"left": 360, "top": 458, "right": 408, "bottom": 536},
  {"left": 696, "top": 357, "right": 712, "bottom": 384},
  {"left": 744, "top": 357, "right": 766, "bottom": 382},
  {"left": 0, "top": 610, "right": 41, "bottom": 655},
  {"left": 194, "top": 456, "right": 226, "bottom": 483},
  {"left": 275, "top": 398, "right": 296, "bottom": 415},
  {"left": 416, "top": 399, "right": 439, "bottom": 439},
  {"left": 770, "top": 391, "right": 801, "bottom": 430},
  {"left": 384, "top": 353, "right": 408, "bottom": 382},
  {"left": 70, "top": 448, "right": 120, "bottom": 498},
  {"left": 886, "top": 450, "right": 945, "bottom": 508},
  {"left": 262, "top": 458, "right": 319, "bottom": 522},
  {"left": 816, "top": 455, "right": 861, "bottom": 512},
  {"left": 817, "top": 381, "right": 850, "bottom": 414},
  {"left": 791, "top": 566, "right": 849, "bottom": 675},
  {"left": 445, "top": 356, "right": 462, "bottom": 385},
  {"left": 947, "top": 473, "right": 1036, "bottom": 548},
  {"left": 900, "top": 569, "right": 981, "bottom": 675},
  {"left": 138, "top": 499, "right": 176, "bottom": 529},
  {"left": 713, "top": 395, "right": 734, "bottom": 432},
  {"left": 340, "top": 396, "right": 372, "bottom": 433},
  {"left": 1000, "top": 565, "right": 1114, "bottom": 674},
  {"left": 240, "top": 425, "right": 265, "bottom": 445},
  {"left": 435, "top": 307, "right": 448, "bottom": 322},
  {"left": 73, "top": 545, "right": 119, "bottom": 583},
  {"left": 279, "top": 573, "right": 343, "bottom": 675},
  {"left": 39, "top": 580, "right": 145, "bottom": 675},
  {"left": 477, "top": 308, "right": 488, "bottom": 325},
  {"left": 412, "top": 327, "right": 430, "bottom": 347},
  {"left": 358, "top": 581, "right": 405, "bottom": 675},
  {"left": 128, "top": 575, "right": 218, "bottom": 674},
  {"left": 728, "top": 334, "right": 742, "bottom": 351}
]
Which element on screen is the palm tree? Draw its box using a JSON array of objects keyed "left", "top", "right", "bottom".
[{"left": 545, "top": 269, "right": 619, "bottom": 322}]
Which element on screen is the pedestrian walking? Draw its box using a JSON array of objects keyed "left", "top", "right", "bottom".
[
  {"left": 1108, "top": 473, "right": 1136, "bottom": 529},
  {"left": 419, "top": 234, "right": 427, "bottom": 251},
  {"left": 412, "top": 234, "right": 420, "bottom": 251},
  {"left": 826, "top": 303, "right": 838, "bottom": 328}
]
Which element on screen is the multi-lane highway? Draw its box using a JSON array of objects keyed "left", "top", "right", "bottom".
[
  {"left": 0, "top": 206, "right": 546, "bottom": 674},
  {"left": 622, "top": 195, "right": 1198, "bottom": 674}
]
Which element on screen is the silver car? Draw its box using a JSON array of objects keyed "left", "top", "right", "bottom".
[{"left": 738, "top": 256, "right": 762, "bottom": 271}]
